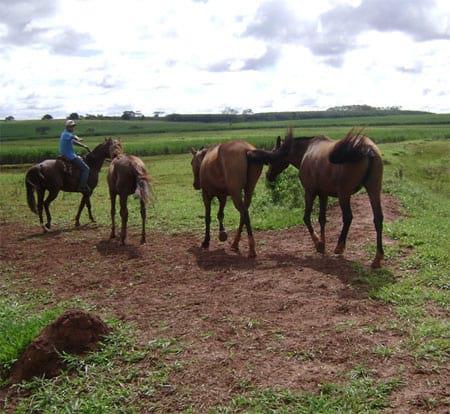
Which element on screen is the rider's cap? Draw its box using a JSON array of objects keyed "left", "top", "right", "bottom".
[{"left": 65, "top": 119, "right": 76, "bottom": 127}]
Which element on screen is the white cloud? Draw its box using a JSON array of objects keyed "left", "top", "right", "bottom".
[{"left": 1, "top": 0, "right": 450, "bottom": 119}]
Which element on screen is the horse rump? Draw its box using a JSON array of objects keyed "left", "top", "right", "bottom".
[{"left": 329, "top": 128, "right": 374, "bottom": 164}]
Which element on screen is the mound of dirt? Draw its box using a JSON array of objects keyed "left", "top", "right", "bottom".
[{"left": 9, "top": 309, "right": 110, "bottom": 384}]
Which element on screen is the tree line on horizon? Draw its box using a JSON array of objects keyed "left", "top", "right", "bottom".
[{"left": 3, "top": 105, "right": 431, "bottom": 123}]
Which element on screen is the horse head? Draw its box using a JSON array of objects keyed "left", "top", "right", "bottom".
[
  {"left": 190, "top": 147, "right": 208, "bottom": 190},
  {"left": 266, "top": 130, "right": 293, "bottom": 182}
]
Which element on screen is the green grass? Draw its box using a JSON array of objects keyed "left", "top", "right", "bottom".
[{"left": 212, "top": 367, "right": 401, "bottom": 413}]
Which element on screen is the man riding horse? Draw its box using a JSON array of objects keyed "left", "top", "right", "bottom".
[{"left": 59, "top": 119, "right": 91, "bottom": 194}]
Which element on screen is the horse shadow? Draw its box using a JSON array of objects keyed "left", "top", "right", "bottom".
[
  {"left": 188, "top": 245, "right": 260, "bottom": 271},
  {"left": 96, "top": 239, "right": 141, "bottom": 259},
  {"left": 189, "top": 245, "right": 395, "bottom": 298},
  {"left": 19, "top": 223, "right": 98, "bottom": 241}
]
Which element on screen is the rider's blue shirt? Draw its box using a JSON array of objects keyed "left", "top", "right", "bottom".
[{"left": 59, "top": 130, "right": 76, "bottom": 160}]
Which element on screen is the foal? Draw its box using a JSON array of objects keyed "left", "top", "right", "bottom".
[
  {"left": 191, "top": 141, "right": 263, "bottom": 257},
  {"left": 107, "top": 149, "right": 151, "bottom": 245},
  {"left": 251, "top": 128, "right": 384, "bottom": 268}
]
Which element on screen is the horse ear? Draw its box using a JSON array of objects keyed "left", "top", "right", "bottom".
[
  {"left": 190, "top": 147, "right": 197, "bottom": 155},
  {"left": 276, "top": 136, "right": 281, "bottom": 149}
]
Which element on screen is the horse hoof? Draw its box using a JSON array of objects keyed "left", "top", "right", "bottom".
[
  {"left": 201, "top": 242, "right": 209, "bottom": 250},
  {"left": 248, "top": 251, "right": 257, "bottom": 259},
  {"left": 140, "top": 238, "right": 146, "bottom": 244},
  {"left": 371, "top": 259, "right": 382, "bottom": 269},
  {"left": 42, "top": 226, "right": 49, "bottom": 233},
  {"left": 316, "top": 242, "right": 325, "bottom": 254},
  {"left": 334, "top": 244, "right": 345, "bottom": 255},
  {"left": 75, "top": 222, "right": 80, "bottom": 228},
  {"left": 219, "top": 231, "right": 228, "bottom": 242}
]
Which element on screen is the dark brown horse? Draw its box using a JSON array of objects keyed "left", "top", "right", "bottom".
[
  {"left": 107, "top": 150, "right": 151, "bottom": 245},
  {"left": 249, "top": 128, "right": 384, "bottom": 268},
  {"left": 25, "top": 138, "right": 122, "bottom": 232},
  {"left": 191, "top": 140, "right": 264, "bottom": 258}
]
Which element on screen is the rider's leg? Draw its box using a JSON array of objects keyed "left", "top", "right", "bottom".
[{"left": 72, "top": 156, "right": 90, "bottom": 191}]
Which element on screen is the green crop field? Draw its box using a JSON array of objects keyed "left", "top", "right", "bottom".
[
  {"left": 1, "top": 116, "right": 449, "bottom": 412},
  {"left": 1, "top": 115, "right": 450, "bottom": 164}
]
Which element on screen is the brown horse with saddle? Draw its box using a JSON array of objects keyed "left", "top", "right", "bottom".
[{"left": 25, "top": 138, "right": 122, "bottom": 232}]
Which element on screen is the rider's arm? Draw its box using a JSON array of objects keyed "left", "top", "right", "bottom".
[{"left": 72, "top": 136, "right": 90, "bottom": 151}]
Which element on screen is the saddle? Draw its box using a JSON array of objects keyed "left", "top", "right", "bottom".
[{"left": 56, "top": 155, "right": 74, "bottom": 176}]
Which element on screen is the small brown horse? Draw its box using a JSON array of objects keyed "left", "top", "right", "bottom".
[
  {"left": 107, "top": 149, "right": 151, "bottom": 245},
  {"left": 190, "top": 140, "right": 264, "bottom": 258},
  {"left": 25, "top": 138, "right": 122, "bottom": 232},
  {"left": 250, "top": 128, "right": 384, "bottom": 268}
]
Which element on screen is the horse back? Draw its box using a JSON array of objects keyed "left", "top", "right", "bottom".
[
  {"left": 301, "top": 138, "right": 379, "bottom": 196},
  {"left": 200, "top": 141, "right": 261, "bottom": 195},
  {"left": 108, "top": 155, "right": 148, "bottom": 195}
]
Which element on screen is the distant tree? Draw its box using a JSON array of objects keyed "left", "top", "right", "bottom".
[
  {"left": 242, "top": 109, "right": 253, "bottom": 115},
  {"left": 153, "top": 111, "right": 164, "bottom": 118},
  {"left": 222, "top": 107, "right": 239, "bottom": 115},
  {"left": 121, "top": 111, "right": 135, "bottom": 120},
  {"left": 5, "top": 115, "right": 15, "bottom": 121},
  {"left": 222, "top": 107, "right": 239, "bottom": 125},
  {"left": 42, "top": 114, "right": 53, "bottom": 120},
  {"left": 68, "top": 112, "right": 80, "bottom": 120}
]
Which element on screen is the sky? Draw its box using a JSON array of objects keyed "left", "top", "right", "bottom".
[{"left": 1, "top": 0, "right": 450, "bottom": 120}]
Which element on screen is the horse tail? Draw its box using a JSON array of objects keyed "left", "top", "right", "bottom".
[
  {"left": 247, "top": 148, "right": 281, "bottom": 164},
  {"left": 329, "top": 127, "right": 374, "bottom": 164},
  {"left": 132, "top": 160, "right": 152, "bottom": 205},
  {"left": 135, "top": 176, "right": 151, "bottom": 205},
  {"left": 25, "top": 165, "right": 43, "bottom": 214}
]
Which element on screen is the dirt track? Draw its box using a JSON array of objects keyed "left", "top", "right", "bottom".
[{"left": 1, "top": 194, "right": 448, "bottom": 413}]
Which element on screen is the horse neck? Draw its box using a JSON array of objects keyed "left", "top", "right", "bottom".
[
  {"left": 288, "top": 138, "right": 313, "bottom": 169},
  {"left": 85, "top": 148, "right": 107, "bottom": 171}
]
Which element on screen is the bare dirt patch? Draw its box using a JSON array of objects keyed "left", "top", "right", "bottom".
[{"left": 1, "top": 194, "right": 448, "bottom": 412}]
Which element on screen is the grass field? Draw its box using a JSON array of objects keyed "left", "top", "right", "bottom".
[
  {"left": 1, "top": 118, "right": 449, "bottom": 412},
  {"left": 1, "top": 115, "right": 450, "bottom": 164}
]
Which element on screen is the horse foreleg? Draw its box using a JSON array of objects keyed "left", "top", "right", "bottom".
[
  {"left": 43, "top": 190, "right": 59, "bottom": 230},
  {"left": 86, "top": 196, "right": 95, "bottom": 223},
  {"left": 74, "top": 196, "right": 87, "bottom": 227},
  {"left": 367, "top": 190, "right": 384, "bottom": 268},
  {"left": 119, "top": 194, "right": 128, "bottom": 245},
  {"left": 217, "top": 195, "right": 227, "bottom": 242},
  {"left": 202, "top": 192, "right": 212, "bottom": 249},
  {"left": 140, "top": 199, "right": 146, "bottom": 244},
  {"left": 334, "top": 195, "right": 352, "bottom": 255},
  {"left": 110, "top": 192, "right": 117, "bottom": 239},
  {"left": 303, "top": 191, "right": 321, "bottom": 252},
  {"left": 317, "top": 194, "right": 328, "bottom": 254}
]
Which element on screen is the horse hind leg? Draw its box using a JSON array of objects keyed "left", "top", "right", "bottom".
[
  {"left": 367, "top": 187, "right": 384, "bottom": 269},
  {"left": 217, "top": 195, "right": 227, "bottom": 242},
  {"left": 43, "top": 190, "right": 59, "bottom": 230},
  {"left": 334, "top": 194, "right": 353, "bottom": 255},
  {"left": 231, "top": 193, "right": 255, "bottom": 258},
  {"left": 140, "top": 199, "right": 146, "bottom": 244},
  {"left": 317, "top": 194, "right": 328, "bottom": 254},
  {"left": 110, "top": 192, "right": 117, "bottom": 239},
  {"left": 37, "top": 189, "right": 46, "bottom": 232},
  {"left": 201, "top": 192, "right": 212, "bottom": 249},
  {"left": 119, "top": 194, "right": 129, "bottom": 245},
  {"left": 303, "top": 191, "right": 321, "bottom": 252}
]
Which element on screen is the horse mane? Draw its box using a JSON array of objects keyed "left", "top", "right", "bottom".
[{"left": 329, "top": 127, "right": 373, "bottom": 164}]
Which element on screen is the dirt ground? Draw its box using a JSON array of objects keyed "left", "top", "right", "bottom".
[{"left": 1, "top": 194, "right": 448, "bottom": 413}]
